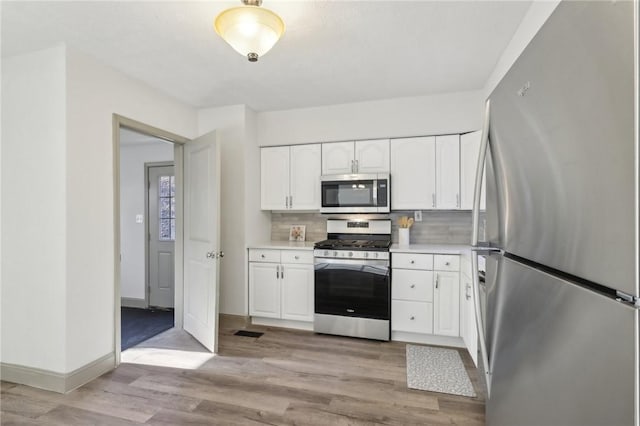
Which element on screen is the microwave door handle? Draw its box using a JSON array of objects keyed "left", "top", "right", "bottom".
[{"left": 372, "top": 180, "right": 378, "bottom": 207}]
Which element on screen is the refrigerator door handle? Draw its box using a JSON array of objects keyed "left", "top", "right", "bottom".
[
  {"left": 472, "top": 250, "right": 491, "bottom": 395},
  {"left": 472, "top": 99, "right": 491, "bottom": 247}
]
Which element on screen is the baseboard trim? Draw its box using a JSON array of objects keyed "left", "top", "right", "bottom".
[
  {"left": 219, "top": 313, "right": 250, "bottom": 329},
  {"left": 1, "top": 352, "right": 115, "bottom": 394},
  {"left": 391, "top": 331, "right": 466, "bottom": 348},
  {"left": 121, "top": 297, "right": 147, "bottom": 309}
]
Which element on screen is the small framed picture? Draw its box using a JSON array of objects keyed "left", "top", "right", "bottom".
[{"left": 289, "top": 225, "right": 306, "bottom": 242}]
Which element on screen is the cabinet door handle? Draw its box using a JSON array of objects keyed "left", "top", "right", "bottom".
[
  {"left": 410, "top": 284, "right": 415, "bottom": 289},
  {"left": 281, "top": 265, "right": 284, "bottom": 279},
  {"left": 445, "top": 261, "right": 450, "bottom": 266},
  {"left": 285, "top": 196, "right": 289, "bottom": 208},
  {"left": 409, "top": 315, "right": 415, "bottom": 321},
  {"left": 410, "top": 260, "right": 415, "bottom": 264},
  {"left": 351, "top": 160, "right": 355, "bottom": 173},
  {"left": 435, "top": 275, "right": 439, "bottom": 289},
  {"left": 355, "top": 159, "right": 359, "bottom": 173},
  {"left": 289, "top": 195, "right": 293, "bottom": 208},
  {"left": 261, "top": 254, "right": 265, "bottom": 259},
  {"left": 276, "top": 265, "right": 280, "bottom": 279},
  {"left": 432, "top": 193, "right": 436, "bottom": 208},
  {"left": 294, "top": 255, "right": 299, "bottom": 260}
]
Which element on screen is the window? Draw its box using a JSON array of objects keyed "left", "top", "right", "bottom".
[{"left": 159, "top": 175, "right": 175, "bottom": 241}]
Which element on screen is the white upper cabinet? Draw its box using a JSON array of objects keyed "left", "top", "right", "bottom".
[
  {"left": 460, "top": 130, "right": 486, "bottom": 210},
  {"left": 261, "top": 144, "right": 321, "bottom": 210},
  {"left": 391, "top": 136, "right": 436, "bottom": 210},
  {"left": 322, "top": 142, "right": 354, "bottom": 175},
  {"left": 435, "top": 135, "right": 460, "bottom": 210},
  {"left": 355, "top": 139, "right": 390, "bottom": 173},
  {"left": 290, "top": 144, "right": 321, "bottom": 210},
  {"left": 261, "top": 146, "right": 289, "bottom": 210},
  {"left": 322, "top": 140, "right": 390, "bottom": 175}
]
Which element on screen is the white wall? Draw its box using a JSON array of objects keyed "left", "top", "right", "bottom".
[
  {"left": 64, "top": 47, "right": 197, "bottom": 372},
  {"left": 1, "top": 46, "right": 67, "bottom": 372},
  {"left": 256, "top": 91, "right": 485, "bottom": 147},
  {"left": 120, "top": 141, "right": 174, "bottom": 301},
  {"left": 197, "top": 105, "right": 270, "bottom": 316},
  {"left": 483, "top": 1, "right": 560, "bottom": 98}
]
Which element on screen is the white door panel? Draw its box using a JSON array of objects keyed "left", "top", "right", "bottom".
[
  {"left": 355, "top": 139, "right": 389, "bottom": 173},
  {"left": 433, "top": 271, "right": 460, "bottom": 336},
  {"left": 249, "top": 263, "right": 280, "bottom": 318},
  {"left": 435, "top": 135, "right": 460, "bottom": 210},
  {"left": 184, "top": 131, "right": 220, "bottom": 352},
  {"left": 290, "top": 144, "right": 321, "bottom": 210},
  {"left": 261, "top": 146, "right": 289, "bottom": 210},
  {"left": 322, "top": 142, "right": 354, "bottom": 175},
  {"left": 390, "top": 137, "right": 436, "bottom": 210},
  {"left": 281, "top": 264, "right": 313, "bottom": 321}
]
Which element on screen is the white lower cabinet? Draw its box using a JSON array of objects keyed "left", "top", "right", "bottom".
[
  {"left": 249, "top": 249, "right": 314, "bottom": 326},
  {"left": 281, "top": 263, "right": 314, "bottom": 321},
  {"left": 392, "top": 252, "right": 461, "bottom": 344},
  {"left": 433, "top": 271, "right": 460, "bottom": 337},
  {"left": 460, "top": 255, "right": 479, "bottom": 366},
  {"left": 248, "top": 262, "right": 280, "bottom": 318}
]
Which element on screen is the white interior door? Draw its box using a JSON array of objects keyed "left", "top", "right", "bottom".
[
  {"left": 148, "top": 164, "right": 175, "bottom": 308},
  {"left": 183, "top": 130, "right": 220, "bottom": 352}
]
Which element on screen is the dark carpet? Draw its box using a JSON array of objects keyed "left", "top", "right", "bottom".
[{"left": 121, "top": 307, "right": 174, "bottom": 351}]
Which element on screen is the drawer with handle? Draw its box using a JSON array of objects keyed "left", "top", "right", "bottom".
[
  {"left": 391, "top": 269, "right": 433, "bottom": 302},
  {"left": 249, "top": 249, "right": 281, "bottom": 263},
  {"left": 433, "top": 255, "right": 460, "bottom": 271},
  {"left": 280, "top": 250, "right": 314, "bottom": 264},
  {"left": 391, "top": 300, "right": 433, "bottom": 333},
  {"left": 392, "top": 253, "right": 434, "bottom": 270}
]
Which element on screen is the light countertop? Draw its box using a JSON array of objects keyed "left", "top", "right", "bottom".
[
  {"left": 390, "top": 243, "right": 471, "bottom": 255},
  {"left": 249, "top": 241, "right": 317, "bottom": 250}
]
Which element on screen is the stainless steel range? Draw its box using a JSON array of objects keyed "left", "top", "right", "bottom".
[{"left": 313, "top": 219, "right": 391, "bottom": 341}]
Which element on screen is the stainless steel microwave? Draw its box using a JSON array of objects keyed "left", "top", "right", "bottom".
[{"left": 320, "top": 174, "right": 390, "bottom": 213}]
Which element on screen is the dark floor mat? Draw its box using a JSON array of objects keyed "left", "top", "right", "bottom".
[
  {"left": 121, "top": 307, "right": 174, "bottom": 351},
  {"left": 234, "top": 330, "right": 264, "bottom": 338}
]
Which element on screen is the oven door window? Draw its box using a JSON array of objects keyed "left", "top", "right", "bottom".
[
  {"left": 322, "top": 180, "right": 375, "bottom": 207},
  {"left": 314, "top": 261, "right": 390, "bottom": 320}
]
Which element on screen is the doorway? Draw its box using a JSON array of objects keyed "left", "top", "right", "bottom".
[
  {"left": 119, "top": 131, "right": 176, "bottom": 350},
  {"left": 113, "top": 114, "right": 222, "bottom": 365}
]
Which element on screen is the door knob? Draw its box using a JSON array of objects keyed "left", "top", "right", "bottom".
[
  {"left": 206, "top": 251, "right": 215, "bottom": 259},
  {"left": 217, "top": 251, "right": 225, "bottom": 259}
]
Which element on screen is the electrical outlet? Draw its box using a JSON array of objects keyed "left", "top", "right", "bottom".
[{"left": 414, "top": 210, "right": 422, "bottom": 222}]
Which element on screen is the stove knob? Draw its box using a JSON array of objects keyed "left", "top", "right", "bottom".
[
  {"left": 348, "top": 252, "right": 353, "bottom": 257},
  {"left": 333, "top": 251, "right": 338, "bottom": 257},
  {"left": 364, "top": 252, "right": 369, "bottom": 258},
  {"left": 324, "top": 250, "right": 329, "bottom": 256}
]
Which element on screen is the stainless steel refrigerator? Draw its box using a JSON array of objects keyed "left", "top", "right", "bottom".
[{"left": 471, "top": 2, "right": 639, "bottom": 425}]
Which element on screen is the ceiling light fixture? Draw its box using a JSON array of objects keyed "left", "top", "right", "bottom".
[{"left": 214, "top": 0, "right": 285, "bottom": 62}]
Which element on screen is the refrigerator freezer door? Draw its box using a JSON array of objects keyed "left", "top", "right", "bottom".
[
  {"left": 485, "top": 254, "right": 636, "bottom": 426},
  {"left": 487, "top": 1, "right": 636, "bottom": 296}
]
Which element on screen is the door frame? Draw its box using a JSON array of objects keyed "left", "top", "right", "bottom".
[
  {"left": 144, "top": 161, "right": 175, "bottom": 308},
  {"left": 113, "top": 114, "right": 189, "bottom": 366}
]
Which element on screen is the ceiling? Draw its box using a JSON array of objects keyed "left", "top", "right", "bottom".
[{"left": 1, "top": 1, "right": 531, "bottom": 111}]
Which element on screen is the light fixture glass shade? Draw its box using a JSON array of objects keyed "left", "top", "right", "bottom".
[{"left": 214, "top": 5, "right": 285, "bottom": 61}]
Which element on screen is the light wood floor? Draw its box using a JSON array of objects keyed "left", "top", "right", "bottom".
[{"left": 1, "top": 318, "right": 485, "bottom": 425}]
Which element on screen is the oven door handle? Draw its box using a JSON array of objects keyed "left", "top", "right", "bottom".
[{"left": 314, "top": 258, "right": 390, "bottom": 268}]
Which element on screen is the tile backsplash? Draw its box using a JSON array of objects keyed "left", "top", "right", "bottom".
[{"left": 271, "top": 211, "right": 479, "bottom": 244}]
